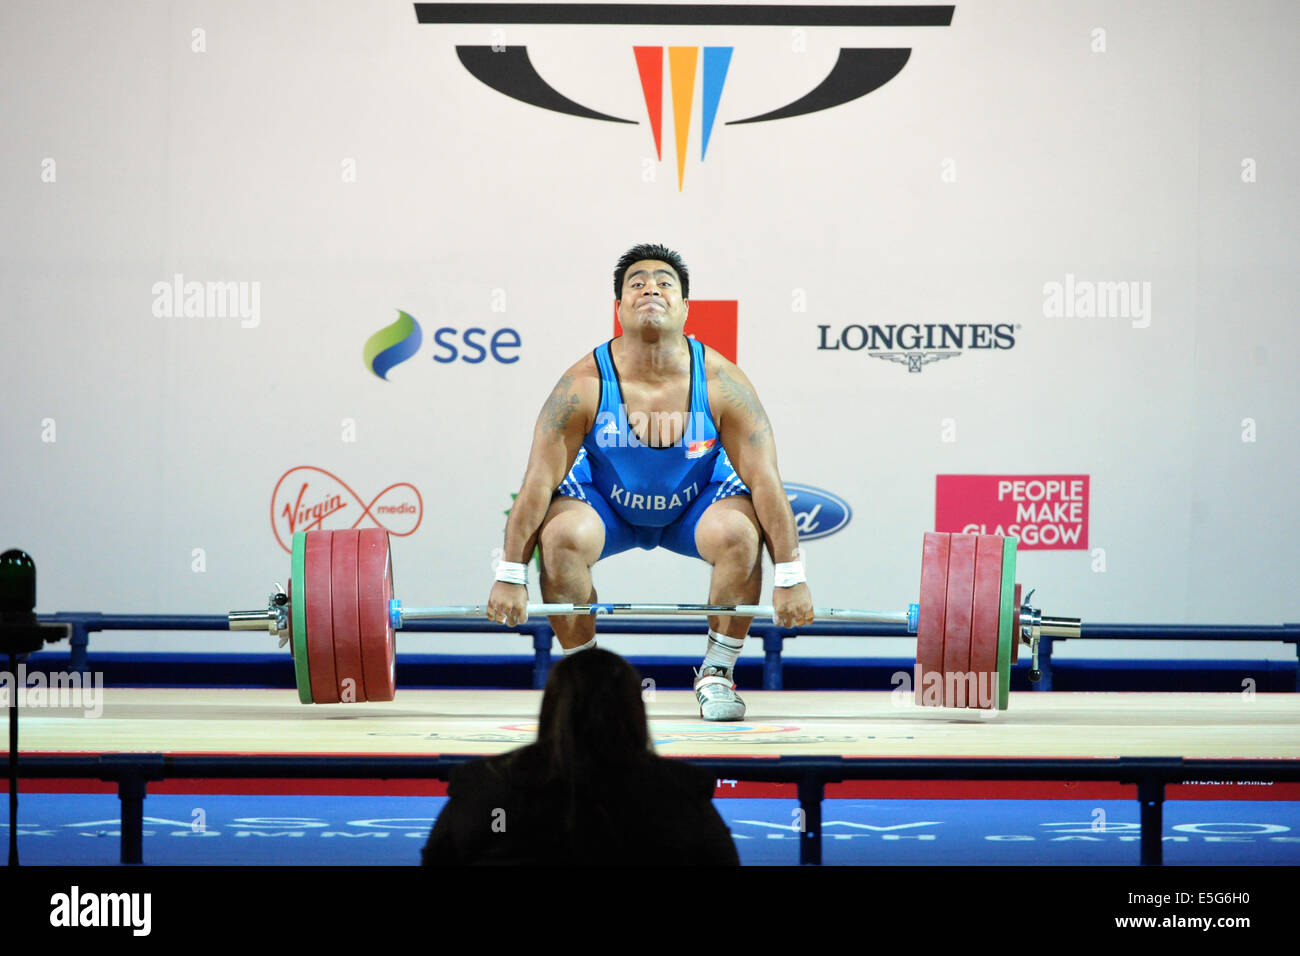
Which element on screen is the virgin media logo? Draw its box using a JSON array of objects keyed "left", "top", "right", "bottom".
[{"left": 270, "top": 466, "right": 424, "bottom": 553}]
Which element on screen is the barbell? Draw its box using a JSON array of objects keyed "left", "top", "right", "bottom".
[{"left": 228, "top": 529, "right": 1080, "bottom": 710}]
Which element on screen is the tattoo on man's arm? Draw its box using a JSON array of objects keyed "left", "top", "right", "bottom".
[
  {"left": 717, "top": 367, "right": 773, "bottom": 447},
  {"left": 542, "top": 374, "right": 581, "bottom": 435}
]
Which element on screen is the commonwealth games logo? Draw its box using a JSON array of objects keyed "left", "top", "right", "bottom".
[{"left": 416, "top": 3, "right": 954, "bottom": 188}]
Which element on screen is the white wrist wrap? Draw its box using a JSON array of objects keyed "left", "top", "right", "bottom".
[
  {"left": 773, "top": 560, "right": 806, "bottom": 588},
  {"left": 494, "top": 561, "right": 528, "bottom": 585}
]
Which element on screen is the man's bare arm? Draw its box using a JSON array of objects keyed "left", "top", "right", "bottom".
[
  {"left": 710, "top": 359, "right": 799, "bottom": 563},
  {"left": 500, "top": 363, "right": 595, "bottom": 563}
]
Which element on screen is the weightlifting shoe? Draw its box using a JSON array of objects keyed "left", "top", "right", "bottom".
[{"left": 694, "top": 666, "right": 746, "bottom": 721}]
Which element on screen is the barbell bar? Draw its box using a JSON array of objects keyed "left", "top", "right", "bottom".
[
  {"left": 228, "top": 529, "right": 1081, "bottom": 710},
  {"left": 390, "top": 602, "right": 917, "bottom": 626}
]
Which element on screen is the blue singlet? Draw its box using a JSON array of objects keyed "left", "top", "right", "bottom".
[{"left": 555, "top": 337, "right": 750, "bottom": 559}]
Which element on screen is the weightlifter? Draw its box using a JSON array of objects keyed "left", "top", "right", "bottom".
[{"left": 486, "top": 243, "right": 813, "bottom": 720}]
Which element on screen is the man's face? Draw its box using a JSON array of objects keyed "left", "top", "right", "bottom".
[{"left": 618, "top": 259, "right": 688, "bottom": 338}]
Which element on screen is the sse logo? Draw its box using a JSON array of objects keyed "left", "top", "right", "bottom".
[
  {"left": 364, "top": 310, "right": 423, "bottom": 380},
  {"left": 784, "top": 483, "right": 851, "bottom": 541},
  {"left": 365, "top": 311, "right": 521, "bottom": 380},
  {"left": 432, "top": 326, "right": 521, "bottom": 364}
]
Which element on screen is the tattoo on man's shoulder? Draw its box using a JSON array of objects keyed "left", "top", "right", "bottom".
[
  {"left": 542, "top": 374, "right": 581, "bottom": 434},
  {"left": 717, "top": 366, "right": 773, "bottom": 447}
]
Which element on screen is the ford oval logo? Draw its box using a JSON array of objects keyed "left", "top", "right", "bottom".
[{"left": 783, "top": 484, "right": 852, "bottom": 541}]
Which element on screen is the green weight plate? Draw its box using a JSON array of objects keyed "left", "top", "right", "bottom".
[
  {"left": 997, "top": 536, "right": 1018, "bottom": 710},
  {"left": 969, "top": 535, "right": 1005, "bottom": 710},
  {"left": 291, "top": 531, "right": 313, "bottom": 704}
]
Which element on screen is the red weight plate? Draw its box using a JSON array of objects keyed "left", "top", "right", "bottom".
[
  {"left": 332, "top": 590, "right": 369, "bottom": 702},
  {"left": 1012, "top": 583, "right": 1022, "bottom": 665},
  {"left": 941, "top": 534, "right": 977, "bottom": 708},
  {"left": 357, "top": 528, "right": 397, "bottom": 702},
  {"left": 304, "top": 530, "right": 340, "bottom": 704},
  {"left": 915, "top": 532, "right": 950, "bottom": 707},
  {"left": 968, "top": 535, "right": 1005, "bottom": 710},
  {"left": 331, "top": 529, "right": 364, "bottom": 703}
]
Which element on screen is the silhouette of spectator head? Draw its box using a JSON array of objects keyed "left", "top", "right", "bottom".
[{"left": 537, "top": 647, "right": 653, "bottom": 774}]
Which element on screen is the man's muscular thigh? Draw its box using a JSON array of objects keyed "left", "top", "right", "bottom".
[
  {"left": 694, "top": 495, "right": 763, "bottom": 567},
  {"left": 538, "top": 496, "right": 605, "bottom": 575}
]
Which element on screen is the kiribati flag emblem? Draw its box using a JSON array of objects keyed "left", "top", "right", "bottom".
[{"left": 686, "top": 437, "right": 716, "bottom": 459}]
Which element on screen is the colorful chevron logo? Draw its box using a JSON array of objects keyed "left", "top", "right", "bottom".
[
  {"left": 364, "top": 310, "right": 424, "bottom": 381},
  {"left": 634, "top": 46, "right": 733, "bottom": 190},
  {"left": 418, "top": 3, "right": 953, "bottom": 189}
]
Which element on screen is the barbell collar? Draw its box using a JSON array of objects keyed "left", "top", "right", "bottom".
[
  {"left": 228, "top": 586, "right": 290, "bottom": 643},
  {"left": 228, "top": 609, "right": 276, "bottom": 630},
  {"left": 1039, "top": 615, "right": 1082, "bottom": 639}
]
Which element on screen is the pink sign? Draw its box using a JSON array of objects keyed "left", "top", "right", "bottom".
[{"left": 935, "top": 475, "right": 1089, "bottom": 550}]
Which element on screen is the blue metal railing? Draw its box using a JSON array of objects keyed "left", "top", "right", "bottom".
[
  {"left": 7, "top": 753, "right": 1299, "bottom": 866},
  {"left": 34, "top": 612, "right": 1300, "bottom": 691}
]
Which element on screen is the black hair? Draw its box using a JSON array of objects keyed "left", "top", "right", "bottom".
[
  {"left": 536, "top": 647, "right": 652, "bottom": 773},
  {"left": 613, "top": 243, "right": 690, "bottom": 299},
  {"left": 530, "top": 648, "right": 656, "bottom": 851}
]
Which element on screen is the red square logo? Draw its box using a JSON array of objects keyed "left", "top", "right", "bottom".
[{"left": 613, "top": 300, "right": 738, "bottom": 363}]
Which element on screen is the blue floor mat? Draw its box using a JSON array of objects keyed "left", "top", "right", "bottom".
[{"left": 6, "top": 795, "right": 1299, "bottom": 865}]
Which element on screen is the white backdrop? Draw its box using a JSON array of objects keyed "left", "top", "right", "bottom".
[{"left": 1, "top": 0, "right": 1296, "bottom": 662}]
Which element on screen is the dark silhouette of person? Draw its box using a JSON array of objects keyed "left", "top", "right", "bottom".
[{"left": 422, "top": 648, "right": 740, "bottom": 865}]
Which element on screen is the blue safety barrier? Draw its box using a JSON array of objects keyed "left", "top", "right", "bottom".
[
  {"left": 6, "top": 753, "right": 1299, "bottom": 867},
  {"left": 33, "top": 612, "right": 1300, "bottom": 691}
]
